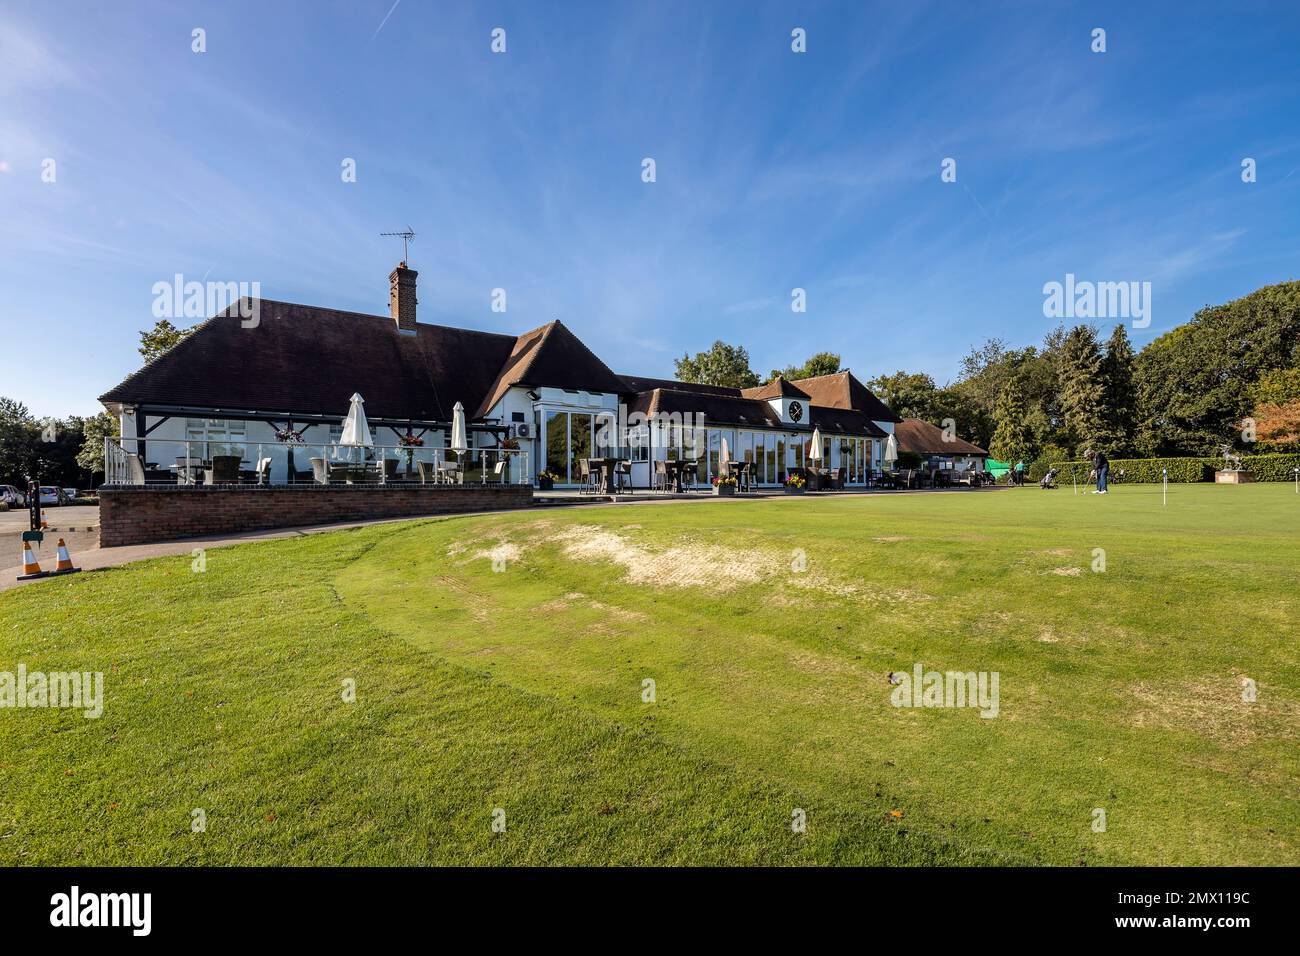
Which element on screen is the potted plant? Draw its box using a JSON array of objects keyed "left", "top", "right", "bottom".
[
  {"left": 498, "top": 436, "right": 520, "bottom": 482},
  {"left": 398, "top": 431, "right": 424, "bottom": 479},
  {"left": 784, "top": 474, "right": 806, "bottom": 495},
  {"left": 537, "top": 471, "right": 560, "bottom": 491},
  {"left": 712, "top": 475, "right": 738, "bottom": 497}
]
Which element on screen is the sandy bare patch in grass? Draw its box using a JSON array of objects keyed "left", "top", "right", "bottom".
[
  {"left": 534, "top": 591, "right": 648, "bottom": 623},
  {"left": 474, "top": 542, "right": 523, "bottom": 565},
  {"left": 873, "top": 535, "right": 909, "bottom": 543},
  {"left": 1128, "top": 674, "right": 1299, "bottom": 745},
  {"left": 1049, "top": 566, "right": 1082, "bottom": 576},
  {"left": 552, "top": 525, "right": 781, "bottom": 590}
]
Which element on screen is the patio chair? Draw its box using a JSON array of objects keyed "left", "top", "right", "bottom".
[
  {"left": 681, "top": 458, "right": 700, "bottom": 491},
  {"left": 126, "top": 454, "right": 146, "bottom": 486},
  {"left": 253, "top": 457, "right": 272, "bottom": 485},
  {"left": 492, "top": 460, "right": 507, "bottom": 483},
  {"left": 653, "top": 459, "right": 669, "bottom": 493},
  {"left": 382, "top": 458, "right": 398, "bottom": 483},
  {"left": 204, "top": 455, "right": 242, "bottom": 485},
  {"left": 440, "top": 461, "right": 464, "bottom": 485},
  {"left": 614, "top": 459, "right": 632, "bottom": 493},
  {"left": 310, "top": 458, "right": 329, "bottom": 484},
  {"left": 735, "top": 461, "right": 751, "bottom": 492},
  {"left": 833, "top": 466, "right": 846, "bottom": 490},
  {"left": 416, "top": 459, "right": 437, "bottom": 485}
]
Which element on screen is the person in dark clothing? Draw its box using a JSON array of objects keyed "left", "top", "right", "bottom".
[{"left": 1091, "top": 448, "right": 1109, "bottom": 494}]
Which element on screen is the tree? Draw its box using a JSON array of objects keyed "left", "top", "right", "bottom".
[
  {"left": 674, "top": 340, "right": 760, "bottom": 388},
  {"left": 769, "top": 351, "right": 841, "bottom": 382},
  {"left": 989, "top": 367, "right": 1037, "bottom": 463},
  {"left": 865, "top": 371, "right": 940, "bottom": 420},
  {"left": 77, "top": 411, "right": 120, "bottom": 483},
  {"left": 0, "top": 397, "right": 38, "bottom": 486},
  {"left": 1100, "top": 324, "right": 1137, "bottom": 455},
  {"left": 1134, "top": 281, "right": 1300, "bottom": 455},
  {"left": 139, "top": 318, "right": 191, "bottom": 363},
  {"left": 1249, "top": 368, "right": 1300, "bottom": 451},
  {"left": 1058, "top": 325, "right": 1106, "bottom": 456}
]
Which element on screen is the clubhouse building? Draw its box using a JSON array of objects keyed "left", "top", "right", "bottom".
[{"left": 100, "top": 263, "right": 910, "bottom": 490}]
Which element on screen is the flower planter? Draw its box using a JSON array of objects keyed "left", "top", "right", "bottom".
[
  {"left": 784, "top": 486, "right": 805, "bottom": 495},
  {"left": 714, "top": 484, "right": 736, "bottom": 497},
  {"left": 537, "top": 477, "right": 554, "bottom": 491}
]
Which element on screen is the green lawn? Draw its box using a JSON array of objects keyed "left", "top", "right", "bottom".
[{"left": 1, "top": 484, "right": 1297, "bottom": 865}]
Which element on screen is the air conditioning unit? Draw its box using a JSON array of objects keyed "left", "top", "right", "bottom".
[{"left": 514, "top": 423, "right": 533, "bottom": 439}]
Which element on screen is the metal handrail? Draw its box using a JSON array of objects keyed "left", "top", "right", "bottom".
[{"left": 104, "top": 437, "right": 531, "bottom": 487}]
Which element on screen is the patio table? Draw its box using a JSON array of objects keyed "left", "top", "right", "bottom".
[{"left": 663, "top": 460, "right": 686, "bottom": 493}]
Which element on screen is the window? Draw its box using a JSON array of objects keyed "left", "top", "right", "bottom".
[
  {"left": 628, "top": 423, "right": 649, "bottom": 462},
  {"left": 185, "top": 417, "right": 246, "bottom": 458}
]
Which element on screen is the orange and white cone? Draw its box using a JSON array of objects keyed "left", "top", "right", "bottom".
[
  {"left": 19, "top": 542, "right": 44, "bottom": 579},
  {"left": 53, "top": 538, "right": 78, "bottom": 574}
]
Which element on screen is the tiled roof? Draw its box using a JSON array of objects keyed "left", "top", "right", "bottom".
[
  {"left": 626, "top": 388, "right": 783, "bottom": 428},
  {"left": 790, "top": 371, "right": 901, "bottom": 423},
  {"left": 893, "top": 417, "right": 988, "bottom": 456},
  {"left": 99, "top": 300, "right": 516, "bottom": 423},
  {"left": 618, "top": 374, "right": 742, "bottom": 397},
  {"left": 809, "top": 406, "right": 888, "bottom": 438},
  {"left": 741, "top": 376, "right": 809, "bottom": 401}
]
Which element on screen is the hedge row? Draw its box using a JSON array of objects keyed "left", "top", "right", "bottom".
[{"left": 1030, "top": 453, "right": 1300, "bottom": 483}]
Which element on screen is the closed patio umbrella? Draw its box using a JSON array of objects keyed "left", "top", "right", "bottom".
[
  {"left": 808, "top": 427, "right": 824, "bottom": 462},
  {"left": 720, "top": 436, "right": 730, "bottom": 464},
  {"left": 450, "top": 401, "right": 468, "bottom": 454},
  {"left": 884, "top": 432, "right": 898, "bottom": 466},
  {"left": 338, "top": 392, "right": 373, "bottom": 458}
]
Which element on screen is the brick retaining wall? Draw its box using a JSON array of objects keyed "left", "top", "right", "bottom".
[{"left": 98, "top": 484, "right": 534, "bottom": 547}]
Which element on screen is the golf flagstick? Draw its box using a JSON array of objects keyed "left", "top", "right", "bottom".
[
  {"left": 1294, "top": 467, "right": 1298, "bottom": 494},
  {"left": 1162, "top": 468, "right": 1167, "bottom": 506}
]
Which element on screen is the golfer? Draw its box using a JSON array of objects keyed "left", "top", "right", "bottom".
[{"left": 1090, "top": 448, "right": 1109, "bottom": 494}]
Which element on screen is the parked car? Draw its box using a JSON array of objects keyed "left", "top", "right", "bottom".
[
  {"left": 62, "top": 488, "right": 78, "bottom": 500},
  {"left": 0, "top": 485, "right": 25, "bottom": 508},
  {"left": 39, "top": 486, "right": 64, "bottom": 506}
]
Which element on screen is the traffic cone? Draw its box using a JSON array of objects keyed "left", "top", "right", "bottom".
[
  {"left": 52, "top": 538, "right": 79, "bottom": 575},
  {"left": 18, "top": 541, "right": 45, "bottom": 580}
]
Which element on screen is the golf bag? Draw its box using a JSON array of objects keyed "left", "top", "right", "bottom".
[{"left": 1040, "top": 468, "right": 1059, "bottom": 489}]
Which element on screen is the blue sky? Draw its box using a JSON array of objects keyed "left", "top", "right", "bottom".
[{"left": 2, "top": 0, "right": 1298, "bottom": 418}]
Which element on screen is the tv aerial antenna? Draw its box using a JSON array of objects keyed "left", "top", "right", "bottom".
[{"left": 381, "top": 227, "right": 417, "bottom": 263}]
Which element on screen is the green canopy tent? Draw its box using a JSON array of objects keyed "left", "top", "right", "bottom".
[{"left": 986, "top": 458, "right": 1011, "bottom": 478}]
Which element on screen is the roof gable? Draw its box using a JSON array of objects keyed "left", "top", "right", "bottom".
[
  {"left": 474, "top": 320, "right": 627, "bottom": 417},
  {"left": 791, "top": 370, "right": 901, "bottom": 423}
]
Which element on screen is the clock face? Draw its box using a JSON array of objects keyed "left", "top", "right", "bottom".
[{"left": 788, "top": 401, "right": 804, "bottom": 422}]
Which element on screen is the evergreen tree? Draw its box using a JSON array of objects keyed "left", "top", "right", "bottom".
[
  {"left": 1100, "top": 324, "right": 1136, "bottom": 454},
  {"left": 1058, "top": 325, "right": 1106, "bottom": 456},
  {"left": 989, "top": 366, "right": 1036, "bottom": 463}
]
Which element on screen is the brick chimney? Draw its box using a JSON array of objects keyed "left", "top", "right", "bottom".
[{"left": 389, "top": 262, "right": 418, "bottom": 334}]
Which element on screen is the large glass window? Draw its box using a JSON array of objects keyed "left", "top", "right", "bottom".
[
  {"left": 546, "top": 410, "right": 570, "bottom": 480},
  {"left": 570, "top": 415, "right": 593, "bottom": 481}
]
